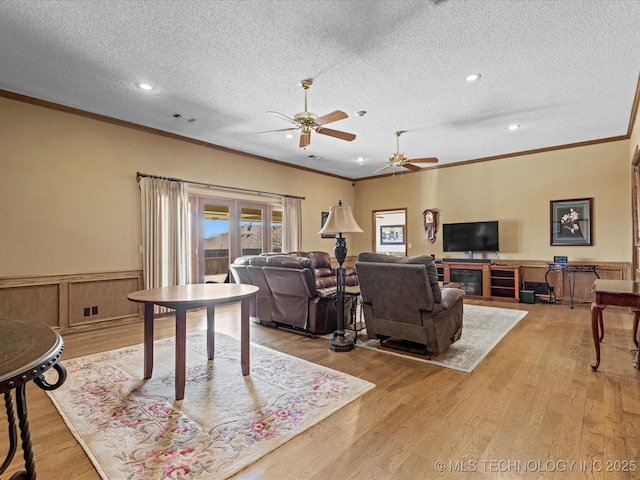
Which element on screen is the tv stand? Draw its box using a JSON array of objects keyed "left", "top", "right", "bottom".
[{"left": 438, "top": 262, "right": 522, "bottom": 302}]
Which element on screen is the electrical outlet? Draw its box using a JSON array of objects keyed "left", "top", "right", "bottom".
[
  {"left": 92, "top": 306, "right": 98, "bottom": 315},
  {"left": 83, "top": 307, "right": 91, "bottom": 317}
]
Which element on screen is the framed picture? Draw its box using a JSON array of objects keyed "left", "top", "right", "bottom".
[
  {"left": 320, "top": 211, "right": 334, "bottom": 238},
  {"left": 380, "top": 225, "right": 405, "bottom": 245},
  {"left": 550, "top": 198, "right": 593, "bottom": 246}
]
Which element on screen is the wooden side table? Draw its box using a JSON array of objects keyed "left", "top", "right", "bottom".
[
  {"left": 0, "top": 318, "right": 67, "bottom": 480},
  {"left": 344, "top": 286, "right": 365, "bottom": 343},
  {"left": 590, "top": 279, "right": 640, "bottom": 371}
]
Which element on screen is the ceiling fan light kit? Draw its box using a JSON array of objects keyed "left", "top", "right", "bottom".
[
  {"left": 371, "top": 130, "right": 439, "bottom": 174},
  {"left": 256, "top": 79, "right": 356, "bottom": 149}
]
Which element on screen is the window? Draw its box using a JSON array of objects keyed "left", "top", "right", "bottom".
[{"left": 191, "top": 196, "right": 281, "bottom": 283}]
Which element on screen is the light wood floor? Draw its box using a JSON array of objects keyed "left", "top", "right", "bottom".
[{"left": 2, "top": 300, "right": 640, "bottom": 479}]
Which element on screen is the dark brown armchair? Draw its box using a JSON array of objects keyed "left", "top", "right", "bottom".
[{"left": 355, "top": 252, "right": 464, "bottom": 355}]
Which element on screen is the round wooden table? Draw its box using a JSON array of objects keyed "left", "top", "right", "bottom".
[
  {"left": 0, "top": 318, "right": 67, "bottom": 480},
  {"left": 127, "top": 283, "right": 259, "bottom": 401}
]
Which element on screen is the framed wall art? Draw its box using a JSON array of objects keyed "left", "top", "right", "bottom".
[
  {"left": 550, "top": 197, "right": 593, "bottom": 246},
  {"left": 380, "top": 225, "right": 405, "bottom": 245}
]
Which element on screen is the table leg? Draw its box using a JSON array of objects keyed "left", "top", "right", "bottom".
[
  {"left": 15, "top": 385, "right": 35, "bottom": 480},
  {"left": 591, "top": 302, "right": 605, "bottom": 371},
  {"left": 207, "top": 305, "right": 215, "bottom": 361},
  {"left": 175, "top": 308, "right": 187, "bottom": 401},
  {"left": 569, "top": 272, "right": 576, "bottom": 308},
  {"left": 632, "top": 308, "right": 640, "bottom": 349},
  {"left": 632, "top": 308, "right": 640, "bottom": 369},
  {"left": 1, "top": 392, "right": 18, "bottom": 476},
  {"left": 143, "top": 303, "right": 155, "bottom": 379},
  {"left": 240, "top": 297, "right": 250, "bottom": 376},
  {"left": 598, "top": 307, "right": 604, "bottom": 342}
]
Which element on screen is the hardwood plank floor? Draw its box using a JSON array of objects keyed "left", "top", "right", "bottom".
[{"left": 2, "top": 300, "right": 639, "bottom": 479}]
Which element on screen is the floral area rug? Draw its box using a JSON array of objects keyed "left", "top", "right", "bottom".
[
  {"left": 47, "top": 332, "right": 375, "bottom": 479},
  {"left": 354, "top": 304, "right": 528, "bottom": 373}
]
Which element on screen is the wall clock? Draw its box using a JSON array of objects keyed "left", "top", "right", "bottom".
[{"left": 423, "top": 209, "right": 438, "bottom": 244}]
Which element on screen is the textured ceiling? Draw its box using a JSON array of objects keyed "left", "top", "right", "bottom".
[{"left": 1, "top": 0, "right": 639, "bottom": 180}]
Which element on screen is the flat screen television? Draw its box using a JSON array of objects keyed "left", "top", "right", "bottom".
[{"left": 442, "top": 221, "right": 499, "bottom": 252}]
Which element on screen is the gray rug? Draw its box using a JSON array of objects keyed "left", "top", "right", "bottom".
[{"left": 352, "top": 304, "right": 528, "bottom": 373}]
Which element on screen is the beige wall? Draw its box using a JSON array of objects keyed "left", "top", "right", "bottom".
[
  {"left": 1, "top": 95, "right": 635, "bottom": 279},
  {"left": 352, "top": 140, "right": 632, "bottom": 263},
  {"left": 0, "top": 97, "right": 354, "bottom": 277}
]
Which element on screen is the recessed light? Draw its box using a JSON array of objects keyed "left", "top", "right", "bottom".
[
  {"left": 285, "top": 134, "right": 294, "bottom": 138},
  {"left": 357, "top": 157, "right": 365, "bottom": 162},
  {"left": 137, "top": 82, "right": 155, "bottom": 91},
  {"left": 466, "top": 73, "right": 481, "bottom": 82},
  {"left": 508, "top": 124, "right": 520, "bottom": 130}
]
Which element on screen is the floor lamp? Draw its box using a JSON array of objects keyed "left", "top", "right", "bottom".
[{"left": 318, "top": 201, "right": 363, "bottom": 352}]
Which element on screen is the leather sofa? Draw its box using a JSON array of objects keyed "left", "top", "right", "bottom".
[
  {"left": 286, "top": 250, "right": 358, "bottom": 288},
  {"left": 230, "top": 254, "right": 350, "bottom": 335},
  {"left": 355, "top": 252, "right": 465, "bottom": 355}
]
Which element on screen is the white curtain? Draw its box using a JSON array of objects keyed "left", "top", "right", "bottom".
[
  {"left": 282, "top": 196, "right": 302, "bottom": 252},
  {"left": 139, "top": 177, "right": 191, "bottom": 290}
]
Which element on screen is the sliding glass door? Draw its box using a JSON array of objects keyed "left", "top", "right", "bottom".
[
  {"left": 202, "top": 202, "right": 231, "bottom": 283},
  {"left": 271, "top": 209, "right": 282, "bottom": 253},
  {"left": 240, "top": 206, "right": 263, "bottom": 256},
  {"left": 191, "top": 196, "right": 281, "bottom": 283}
]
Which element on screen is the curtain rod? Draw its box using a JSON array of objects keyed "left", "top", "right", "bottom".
[{"left": 136, "top": 172, "right": 305, "bottom": 200}]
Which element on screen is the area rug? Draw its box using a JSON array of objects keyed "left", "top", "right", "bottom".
[
  {"left": 46, "top": 332, "right": 375, "bottom": 480},
  {"left": 355, "top": 304, "right": 528, "bottom": 373}
]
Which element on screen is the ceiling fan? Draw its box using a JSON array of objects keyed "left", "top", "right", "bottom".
[
  {"left": 370, "top": 130, "right": 438, "bottom": 174},
  {"left": 255, "top": 79, "right": 356, "bottom": 148}
]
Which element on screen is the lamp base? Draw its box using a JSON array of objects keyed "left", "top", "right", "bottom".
[{"left": 329, "top": 333, "right": 355, "bottom": 352}]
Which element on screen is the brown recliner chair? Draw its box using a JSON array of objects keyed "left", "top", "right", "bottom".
[{"left": 355, "top": 252, "right": 465, "bottom": 355}]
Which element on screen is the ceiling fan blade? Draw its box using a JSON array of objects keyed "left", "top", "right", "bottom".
[
  {"left": 315, "top": 110, "right": 348, "bottom": 126},
  {"left": 316, "top": 127, "right": 356, "bottom": 141},
  {"left": 373, "top": 164, "right": 393, "bottom": 174},
  {"left": 299, "top": 132, "right": 311, "bottom": 148},
  {"left": 407, "top": 157, "right": 439, "bottom": 163},
  {"left": 254, "top": 127, "right": 299, "bottom": 135},
  {"left": 266, "top": 111, "right": 298, "bottom": 125},
  {"left": 403, "top": 163, "right": 422, "bottom": 172}
]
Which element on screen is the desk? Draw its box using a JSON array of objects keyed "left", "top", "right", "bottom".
[
  {"left": 1, "top": 318, "right": 67, "bottom": 480},
  {"left": 545, "top": 263, "right": 599, "bottom": 308},
  {"left": 127, "top": 284, "right": 258, "bottom": 400},
  {"left": 590, "top": 279, "right": 640, "bottom": 371}
]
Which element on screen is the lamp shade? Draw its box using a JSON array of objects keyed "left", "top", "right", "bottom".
[{"left": 318, "top": 203, "right": 364, "bottom": 235}]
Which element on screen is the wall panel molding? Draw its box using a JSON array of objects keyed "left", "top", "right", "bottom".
[{"left": 0, "top": 270, "right": 143, "bottom": 331}]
